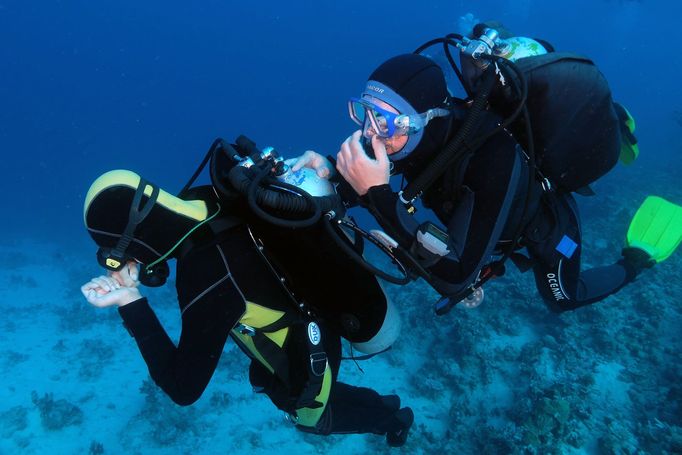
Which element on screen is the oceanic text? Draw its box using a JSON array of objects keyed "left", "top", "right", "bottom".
[{"left": 546, "top": 273, "right": 566, "bottom": 300}]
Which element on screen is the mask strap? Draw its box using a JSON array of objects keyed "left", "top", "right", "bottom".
[{"left": 105, "top": 179, "right": 159, "bottom": 268}]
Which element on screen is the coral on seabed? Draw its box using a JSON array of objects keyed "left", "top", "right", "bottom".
[
  {"left": 0, "top": 405, "right": 29, "bottom": 438},
  {"left": 31, "top": 391, "right": 84, "bottom": 430},
  {"left": 522, "top": 396, "right": 571, "bottom": 447},
  {"left": 209, "top": 391, "right": 231, "bottom": 409},
  {"left": 5, "top": 161, "right": 680, "bottom": 452},
  {"left": 88, "top": 440, "right": 105, "bottom": 455},
  {"left": 598, "top": 418, "right": 639, "bottom": 454},
  {"left": 123, "top": 378, "right": 207, "bottom": 447},
  {"left": 77, "top": 338, "right": 115, "bottom": 380}
]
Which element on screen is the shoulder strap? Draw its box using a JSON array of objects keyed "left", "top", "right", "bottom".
[
  {"left": 400, "top": 66, "right": 499, "bottom": 208},
  {"left": 289, "top": 321, "right": 328, "bottom": 410}
]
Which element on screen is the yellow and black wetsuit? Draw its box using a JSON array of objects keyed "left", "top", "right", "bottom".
[{"left": 117, "top": 220, "right": 408, "bottom": 437}]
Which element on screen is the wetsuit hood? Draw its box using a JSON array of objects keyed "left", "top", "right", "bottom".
[
  {"left": 364, "top": 54, "right": 453, "bottom": 177},
  {"left": 83, "top": 170, "right": 213, "bottom": 266}
]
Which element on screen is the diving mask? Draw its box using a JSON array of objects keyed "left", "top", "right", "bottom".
[{"left": 348, "top": 97, "right": 450, "bottom": 138}]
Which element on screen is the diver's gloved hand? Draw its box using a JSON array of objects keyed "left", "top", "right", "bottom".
[
  {"left": 620, "top": 247, "right": 655, "bottom": 280},
  {"left": 290, "top": 150, "right": 336, "bottom": 179}
]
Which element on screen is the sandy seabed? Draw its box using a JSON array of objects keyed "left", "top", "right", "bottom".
[{"left": 1, "top": 172, "right": 680, "bottom": 454}]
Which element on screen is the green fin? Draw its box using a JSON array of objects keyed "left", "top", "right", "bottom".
[
  {"left": 614, "top": 102, "right": 639, "bottom": 165},
  {"left": 626, "top": 196, "right": 682, "bottom": 262}
]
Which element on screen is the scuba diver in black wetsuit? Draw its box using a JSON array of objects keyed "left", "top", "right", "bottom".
[
  {"left": 79, "top": 170, "right": 413, "bottom": 447},
  {"left": 292, "top": 24, "right": 682, "bottom": 314}
]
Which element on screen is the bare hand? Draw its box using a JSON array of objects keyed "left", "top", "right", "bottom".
[
  {"left": 81, "top": 274, "right": 142, "bottom": 308},
  {"left": 336, "top": 131, "right": 390, "bottom": 195},
  {"left": 110, "top": 261, "right": 140, "bottom": 288},
  {"left": 290, "top": 150, "right": 335, "bottom": 179}
]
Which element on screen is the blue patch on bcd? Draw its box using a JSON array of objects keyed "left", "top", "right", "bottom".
[{"left": 555, "top": 235, "right": 578, "bottom": 258}]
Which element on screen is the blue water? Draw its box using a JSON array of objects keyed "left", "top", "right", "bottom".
[{"left": 1, "top": 1, "right": 681, "bottom": 453}]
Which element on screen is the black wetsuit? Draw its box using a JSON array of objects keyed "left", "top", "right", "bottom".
[
  {"left": 522, "top": 190, "right": 640, "bottom": 311},
  {"left": 360, "top": 112, "right": 639, "bottom": 312},
  {"left": 117, "top": 221, "right": 403, "bottom": 435}
]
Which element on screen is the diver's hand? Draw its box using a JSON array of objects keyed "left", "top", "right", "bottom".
[
  {"left": 336, "top": 130, "right": 390, "bottom": 196},
  {"left": 81, "top": 275, "right": 142, "bottom": 308},
  {"left": 109, "top": 261, "right": 140, "bottom": 288},
  {"left": 290, "top": 150, "right": 336, "bottom": 179}
]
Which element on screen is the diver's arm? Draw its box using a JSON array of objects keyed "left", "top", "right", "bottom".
[
  {"left": 117, "top": 244, "right": 244, "bottom": 406},
  {"left": 117, "top": 290, "right": 235, "bottom": 406}
]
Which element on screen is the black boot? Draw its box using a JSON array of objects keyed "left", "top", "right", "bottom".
[
  {"left": 620, "top": 247, "right": 655, "bottom": 281},
  {"left": 385, "top": 407, "right": 414, "bottom": 448}
]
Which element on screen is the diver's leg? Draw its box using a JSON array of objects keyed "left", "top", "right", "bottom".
[
  {"left": 531, "top": 248, "right": 637, "bottom": 311},
  {"left": 530, "top": 193, "right": 645, "bottom": 311},
  {"left": 295, "top": 331, "right": 411, "bottom": 444},
  {"left": 320, "top": 382, "right": 413, "bottom": 446}
]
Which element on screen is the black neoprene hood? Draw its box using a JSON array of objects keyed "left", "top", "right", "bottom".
[
  {"left": 368, "top": 54, "right": 449, "bottom": 113},
  {"left": 367, "top": 54, "right": 452, "bottom": 175}
]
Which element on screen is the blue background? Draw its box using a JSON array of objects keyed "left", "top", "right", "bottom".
[{"left": 1, "top": 0, "right": 681, "bottom": 242}]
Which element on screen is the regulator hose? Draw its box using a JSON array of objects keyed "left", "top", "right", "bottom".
[
  {"left": 322, "top": 214, "right": 411, "bottom": 285},
  {"left": 247, "top": 164, "right": 320, "bottom": 228},
  {"left": 228, "top": 164, "right": 341, "bottom": 228}
]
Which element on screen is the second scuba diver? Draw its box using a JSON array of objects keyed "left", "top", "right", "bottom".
[
  {"left": 79, "top": 169, "right": 414, "bottom": 447},
  {"left": 292, "top": 23, "right": 682, "bottom": 314}
]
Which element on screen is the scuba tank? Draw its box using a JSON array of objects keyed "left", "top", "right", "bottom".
[
  {"left": 273, "top": 159, "right": 335, "bottom": 198},
  {"left": 179, "top": 136, "right": 340, "bottom": 228},
  {"left": 182, "top": 136, "right": 417, "bottom": 286},
  {"left": 223, "top": 136, "right": 340, "bottom": 229},
  {"left": 231, "top": 143, "right": 335, "bottom": 198}
]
